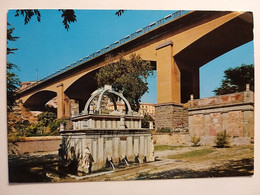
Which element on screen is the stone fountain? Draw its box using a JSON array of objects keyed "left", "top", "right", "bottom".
[{"left": 59, "top": 85, "right": 154, "bottom": 174}]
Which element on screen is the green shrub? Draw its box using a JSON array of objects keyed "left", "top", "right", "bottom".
[
  {"left": 215, "top": 130, "right": 229, "bottom": 148},
  {"left": 157, "top": 127, "right": 171, "bottom": 133},
  {"left": 141, "top": 114, "right": 154, "bottom": 128},
  {"left": 190, "top": 134, "right": 201, "bottom": 147},
  {"left": 37, "top": 111, "right": 57, "bottom": 127}
]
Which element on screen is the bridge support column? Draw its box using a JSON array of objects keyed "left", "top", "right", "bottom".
[
  {"left": 57, "top": 83, "right": 71, "bottom": 119},
  {"left": 155, "top": 41, "right": 188, "bottom": 131},
  {"left": 156, "top": 40, "right": 180, "bottom": 103},
  {"left": 192, "top": 68, "right": 200, "bottom": 100}
]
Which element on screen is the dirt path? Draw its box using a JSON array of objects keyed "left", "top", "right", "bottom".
[
  {"left": 8, "top": 145, "right": 254, "bottom": 182},
  {"left": 58, "top": 145, "right": 254, "bottom": 182}
]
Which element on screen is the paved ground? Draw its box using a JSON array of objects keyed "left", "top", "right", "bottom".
[{"left": 8, "top": 145, "right": 254, "bottom": 183}]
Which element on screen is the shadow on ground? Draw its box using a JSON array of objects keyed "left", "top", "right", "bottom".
[
  {"left": 8, "top": 153, "right": 62, "bottom": 183},
  {"left": 8, "top": 150, "right": 254, "bottom": 183},
  {"left": 135, "top": 158, "right": 254, "bottom": 180}
]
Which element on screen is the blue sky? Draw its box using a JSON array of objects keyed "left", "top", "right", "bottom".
[{"left": 7, "top": 10, "right": 254, "bottom": 103}]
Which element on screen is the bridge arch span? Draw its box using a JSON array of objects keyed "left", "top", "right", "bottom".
[
  {"left": 23, "top": 90, "right": 57, "bottom": 111},
  {"left": 64, "top": 69, "right": 98, "bottom": 112}
]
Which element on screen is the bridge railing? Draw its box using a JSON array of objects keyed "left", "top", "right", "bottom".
[{"left": 18, "top": 10, "right": 190, "bottom": 93}]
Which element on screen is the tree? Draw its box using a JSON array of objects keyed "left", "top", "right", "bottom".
[
  {"left": 115, "top": 10, "right": 125, "bottom": 16},
  {"left": 141, "top": 114, "right": 154, "bottom": 128},
  {"left": 37, "top": 112, "right": 57, "bottom": 127},
  {"left": 15, "top": 9, "right": 77, "bottom": 31},
  {"left": 7, "top": 23, "right": 20, "bottom": 112},
  {"left": 213, "top": 64, "right": 254, "bottom": 95},
  {"left": 96, "top": 53, "right": 153, "bottom": 111},
  {"left": 14, "top": 9, "right": 123, "bottom": 31}
]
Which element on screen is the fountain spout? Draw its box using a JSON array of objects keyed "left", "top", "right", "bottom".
[
  {"left": 109, "top": 160, "right": 115, "bottom": 170},
  {"left": 135, "top": 155, "right": 141, "bottom": 163},
  {"left": 123, "top": 157, "right": 129, "bottom": 166}
]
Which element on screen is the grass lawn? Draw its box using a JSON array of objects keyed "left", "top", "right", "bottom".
[
  {"left": 168, "top": 148, "right": 215, "bottom": 159},
  {"left": 154, "top": 145, "right": 185, "bottom": 151}
]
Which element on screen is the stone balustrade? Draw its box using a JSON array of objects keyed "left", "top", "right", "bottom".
[{"left": 71, "top": 115, "right": 142, "bottom": 130}]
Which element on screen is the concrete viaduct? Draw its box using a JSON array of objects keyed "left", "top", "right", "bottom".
[{"left": 17, "top": 10, "right": 253, "bottom": 120}]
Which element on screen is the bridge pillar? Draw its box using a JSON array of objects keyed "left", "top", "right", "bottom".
[
  {"left": 57, "top": 83, "right": 71, "bottom": 119},
  {"left": 156, "top": 40, "right": 180, "bottom": 103},
  {"left": 192, "top": 68, "right": 200, "bottom": 99},
  {"left": 155, "top": 41, "right": 188, "bottom": 131}
]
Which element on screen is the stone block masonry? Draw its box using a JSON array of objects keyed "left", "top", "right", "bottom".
[
  {"left": 155, "top": 102, "right": 188, "bottom": 131},
  {"left": 188, "top": 90, "right": 254, "bottom": 145},
  {"left": 8, "top": 136, "right": 62, "bottom": 155},
  {"left": 154, "top": 90, "right": 254, "bottom": 146}
]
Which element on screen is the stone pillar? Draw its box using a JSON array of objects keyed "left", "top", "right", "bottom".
[
  {"left": 112, "top": 120, "right": 117, "bottom": 129},
  {"left": 97, "top": 137, "right": 104, "bottom": 168},
  {"left": 88, "top": 118, "right": 93, "bottom": 128},
  {"left": 130, "top": 120, "right": 134, "bottom": 129},
  {"left": 126, "top": 136, "right": 134, "bottom": 161},
  {"left": 149, "top": 121, "right": 153, "bottom": 129},
  {"left": 112, "top": 137, "right": 120, "bottom": 164},
  {"left": 134, "top": 120, "right": 139, "bottom": 129},
  {"left": 64, "top": 95, "right": 71, "bottom": 118},
  {"left": 96, "top": 120, "right": 101, "bottom": 129},
  {"left": 139, "top": 120, "right": 142, "bottom": 129},
  {"left": 126, "top": 120, "right": 130, "bottom": 129},
  {"left": 144, "top": 136, "right": 148, "bottom": 158},
  {"left": 119, "top": 139, "right": 126, "bottom": 159},
  {"left": 102, "top": 119, "right": 106, "bottom": 129},
  {"left": 147, "top": 135, "right": 154, "bottom": 162},
  {"left": 139, "top": 136, "right": 145, "bottom": 163},
  {"left": 92, "top": 140, "right": 97, "bottom": 163},
  {"left": 120, "top": 117, "right": 125, "bottom": 129},
  {"left": 192, "top": 68, "right": 200, "bottom": 100},
  {"left": 105, "top": 139, "right": 112, "bottom": 161},
  {"left": 133, "top": 138, "right": 139, "bottom": 156},
  {"left": 107, "top": 120, "right": 112, "bottom": 129},
  {"left": 57, "top": 83, "right": 71, "bottom": 119},
  {"left": 156, "top": 40, "right": 180, "bottom": 104},
  {"left": 155, "top": 102, "right": 188, "bottom": 131}
]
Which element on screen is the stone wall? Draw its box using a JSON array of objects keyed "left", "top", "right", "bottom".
[
  {"left": 155, "top": 103, "right": 188, "bottom": 131},
  {"left": 153, "top": 133, "right": 190, "bottom": 146},
  {"left": 9, "top": 136, "right": 62, "bottom": 155},
  {"left": 188, "top": 90, "right": 254, "bottom": 145}
]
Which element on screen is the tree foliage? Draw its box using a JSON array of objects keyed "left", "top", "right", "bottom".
[
  {"left": 96, "top": 53, "right": 153, "bottom": 111},
  {"left": 59, "top": 9, "right": 77, "bottom": 31},
  {"left": 8, "top": 111, "right": 62, "bottom": 140},
  {"left": 7, "top": 23, "right": 20, "bottom": 112},
  {"left": 141, "top": 114, "right": 154, "bottom": 128},
  {"left": 115, "top": 10, "right": 125, "bottom": 16},
  {"left": 14, "top": 9, "right": 125, "bottom": 30},
  {"left": 15, "top": 10, "right": 41, "bottom": 25},
  {"left": 37, "top": 111, "right": 57, "bottom": 127},
  {"left": 15, "top": 9, "right": 77, "bottom": 31},
  {"left": 213, "top": 64, "right": 254, "bottom": 95}
]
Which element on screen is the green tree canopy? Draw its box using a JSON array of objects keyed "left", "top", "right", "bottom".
[
  {"left": 141, "top": 114, "right": 154, "bottom": 128},
  {"left": 213, "top": 64, "right": 254, "bottom": 95},
  {"left": 7, "top": 23, "right": 20, "bottom": 112},
  {"left": 37, "top": 111, "right": 57, "bottom": 127},
  {"left": 96, "top": 53, "right": 153, "bottom": 111}
]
